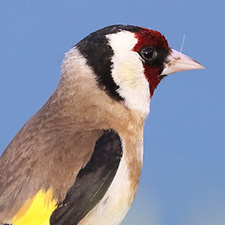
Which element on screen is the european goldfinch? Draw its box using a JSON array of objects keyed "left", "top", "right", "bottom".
[{"left": 0, "top": 25, "right": 204, "bottom": 225}]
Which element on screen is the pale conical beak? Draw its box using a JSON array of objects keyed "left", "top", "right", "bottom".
[{"left": 161, "top": 49, "right": 205, "bottom": 76}]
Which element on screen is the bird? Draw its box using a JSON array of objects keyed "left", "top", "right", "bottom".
[{"left": 0, "top": 25, "right": 204, "bottom": 225}]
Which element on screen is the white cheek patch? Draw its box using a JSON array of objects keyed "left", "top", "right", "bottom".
[{"left": 106, "top": 31, "right": 150, "bottom": 116}]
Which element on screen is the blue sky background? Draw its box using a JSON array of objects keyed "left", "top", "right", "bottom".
[{"left": 0, "top": 1, "right": 225, "bottom": 224}]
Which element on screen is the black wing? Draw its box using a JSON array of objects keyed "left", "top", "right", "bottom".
[{"left": 50, "top": 129, "right": 122, "bottom": 225}]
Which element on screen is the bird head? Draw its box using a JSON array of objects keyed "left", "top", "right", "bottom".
[{"left": 64, "top": 25, "right": 204, "bottom": 116}]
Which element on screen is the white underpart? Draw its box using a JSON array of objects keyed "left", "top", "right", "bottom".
[
  {"left": 80, "top": 158, "right": 130, "bottom": 225},
  {"left": 80, "top": 138, "right": 141, "bottom": 225},
  {"left": 107, "top": 31, "right": 150, "bottom": 116}
]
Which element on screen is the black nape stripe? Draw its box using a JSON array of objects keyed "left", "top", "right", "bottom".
[
  {"left": 76, "top": 25, "right": 141, "bottom": 102},
  {"left": 76, "top": 30, "right": 122, "bottom": 101},
  {"left": 50, "top": 130, "right": 122, "bottom": 225}
]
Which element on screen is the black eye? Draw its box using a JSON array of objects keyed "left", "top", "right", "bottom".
[{"left": 140, "top": 47, "right": 156, "bottom": 61}]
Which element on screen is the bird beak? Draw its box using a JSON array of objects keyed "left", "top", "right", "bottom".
[{"left": 161, "top": 49, "right": 205, "bottom": 76}]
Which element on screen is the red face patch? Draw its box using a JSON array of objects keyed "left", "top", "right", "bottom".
[
  {"left": 133, "top": 28, "right": 169, "bottom": 50},
  {"left": 132, "top": 28, "right": 169, "bottom": 98}
]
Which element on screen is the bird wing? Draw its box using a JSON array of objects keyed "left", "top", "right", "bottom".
[
  {"left": 50, "top": 130, "right": 122, "bottom": 225},
  {"left": 0, "top": 129, "right": 122, "bottom": 225}
]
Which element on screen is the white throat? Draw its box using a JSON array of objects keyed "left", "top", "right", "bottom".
[{"left": 106, "top": 31, "right": 150, "bottom": 116}]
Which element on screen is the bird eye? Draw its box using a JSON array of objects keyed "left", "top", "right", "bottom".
[{"left": 140, "top": 47, "right": 156, "bottom": 61}]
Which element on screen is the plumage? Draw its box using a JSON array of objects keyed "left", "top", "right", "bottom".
[{"left": 0, "top": 25, "right": 204, "bottom": 225}]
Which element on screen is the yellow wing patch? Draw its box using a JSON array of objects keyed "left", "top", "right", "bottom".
[{"left": 11, "top": 189, "right": 57, "bottom": 225}]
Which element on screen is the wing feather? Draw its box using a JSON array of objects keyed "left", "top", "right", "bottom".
[{"left": 50, "top": 130, "right": 122, "bottom": 225}]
